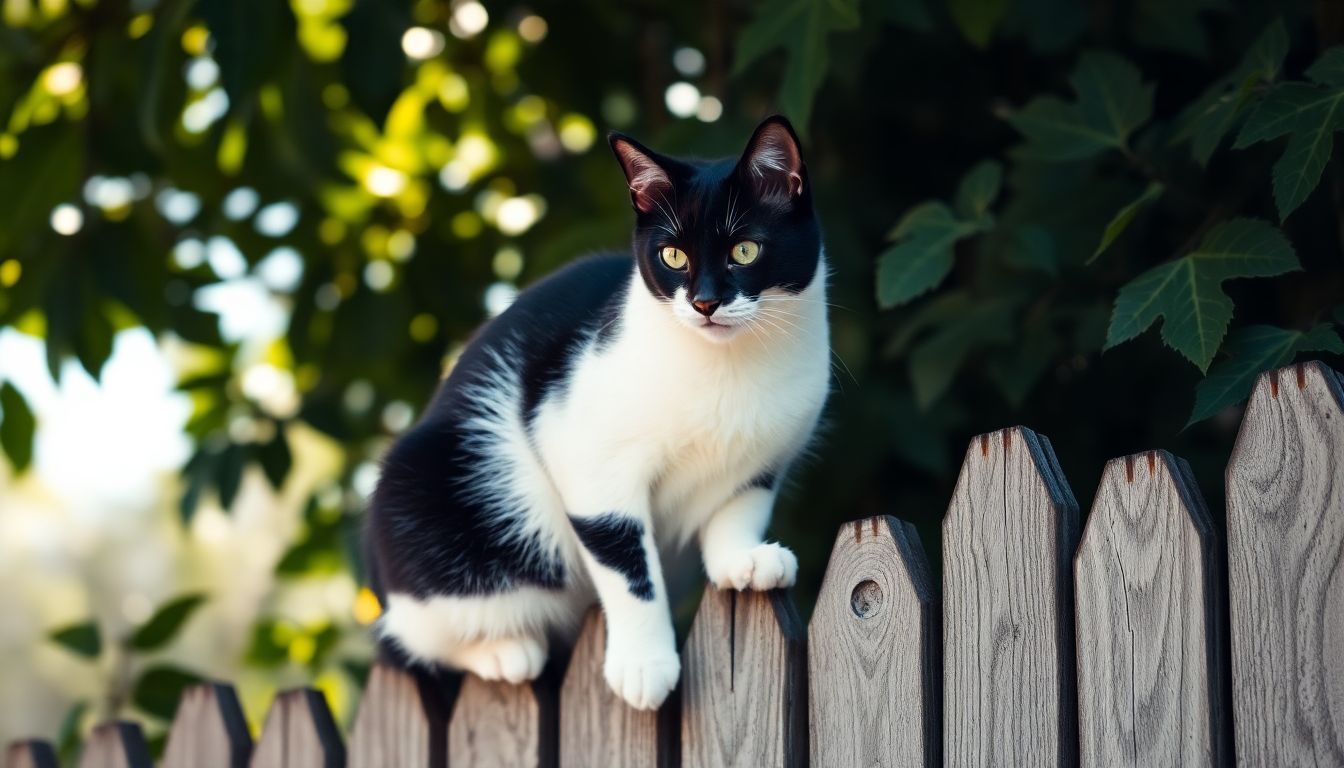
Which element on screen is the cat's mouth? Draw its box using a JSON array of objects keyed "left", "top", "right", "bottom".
[{"left": 698, "top": 319, "right": 739, "bottom": 339}]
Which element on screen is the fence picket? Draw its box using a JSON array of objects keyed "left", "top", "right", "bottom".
[
  {"left": 77, "top": 722, "right": 151, "bottom": 768},
  {"left": 5, "top": 740, "right": 58, "bottom": 768},
  {"left": 1074, "top": 451, "right": 1227, "bottom": 766},
  {"left": 448, "top": 671, "right": 558, "bottom": 768},
  {"left": 349, "top": 663, "right": 449, "bottom": 767},
  {"left": 943, "top": 426, "right": 1081, "bottom": 767},
  {"left": 558, "top": 608, "right": 666, "bottom": 767},
  {"left": 1227, "top": 361, "right": 1344, "bottom": 764},
  {"left": 250, "top": 689, "right": 345, "bottom": 768},
  {"left": 681, "top": 587, "right": 807, "bottom": 768},
  {"left": 162, "top": 682, "right": 251, "bottom": 767},
  {"left": 808, "top": 516, "right": 939, "bottom": 767}
]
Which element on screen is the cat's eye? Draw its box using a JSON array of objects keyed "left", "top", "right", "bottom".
[
  {"left": 659, "top": 246, "right": 688, "bottom": 270},
  {"left": 731, "top": 241, "right": 761, "bottom": 266}
]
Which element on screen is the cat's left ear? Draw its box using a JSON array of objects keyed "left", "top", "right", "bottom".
[{"left": 736, "top": 115, "right": 806, "bottom": 200}]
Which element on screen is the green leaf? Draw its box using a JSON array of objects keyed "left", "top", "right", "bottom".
[
  {"left": 56, "top": 701, "right": 88, "bottom": 762},
  {"left": 909, "top": 298, "right": 1018, "bottom": 406},
  {"left": 197, "top": 0, "right": 297, "bottom": 114},
  {"left": 1002, "top": 225, "right": 1058, "bottom": 276},
  {"left": 0, "top": 382, "right": 35, "bottom": 473},
  {"left": 1189, "top": 324, "right": 1344, "bottom": 424},
  {"left": 1174, "top": 19, "right": 1288, "bottom": 165},
  {"left": 948, "top": 0, "right": 1008, "bottom": 47},
  {"left": 733, "top": 0, "right": 860, "bottom": 129},
  {"left": 1008, "top": 51, "right": 1153, "bottom": 161},
  {"left": 1234, "top": 47, "right": 1344, "bottom": 218},
  {"left": 49, "top": 622, "right": 101, "bottom": 659},
  {"left": 954, "top": 160, "right": 1003, "bottom": 219},
  {"left": 877, "top": 205, "right": 984, "bottom": 307},
  {"left": 132, "top": 666, "right": 204, "bottom": 720},
  {"left": 130, "top": 594, "right": 207, "bottom": 651},
  {"left": 1090, "top": 183, "right": 1164, "bottom": 262},
  {"left": 257, "top": 426, "right": 292, "bottom": 490},
  {"left": 1105, "top": 218, "right": 1300, "bottom": 371}
]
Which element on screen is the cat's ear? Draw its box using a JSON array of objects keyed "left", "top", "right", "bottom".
[
  {"left": 610, "top": 133, "right": 675, "bottom": 214},
  {"left": 736, "top": 115, "right": 806, "bottom": 200}
]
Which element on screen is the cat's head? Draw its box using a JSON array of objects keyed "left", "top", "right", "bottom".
[{"left": 609, "top": 116, "right": 821, "bottom": 343}]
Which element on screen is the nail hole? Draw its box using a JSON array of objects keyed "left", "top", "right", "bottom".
[{"left": 850, "top": 579, "right": 882, "bottom": 619}]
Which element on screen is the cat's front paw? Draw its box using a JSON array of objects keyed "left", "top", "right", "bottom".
[
  {"left": 707, "top": 542, "right": 798, "bottom": 591},
  {"left": 603, "top": 645, "right": 681, "bottom": 711}
]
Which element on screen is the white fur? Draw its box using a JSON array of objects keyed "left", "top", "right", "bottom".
[{"left": 379, "top": 256, "right": 830, "bottom": 709}]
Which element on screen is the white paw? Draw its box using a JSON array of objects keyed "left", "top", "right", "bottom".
[
  {"left": 709, "top": 542, "right": 798, "bottom": 591},
  {"left": 603, "top": 645, "right": 680, "bottom": 711},
  {"left": 454, "top": 636, "right": 548, "bottom": 684}
]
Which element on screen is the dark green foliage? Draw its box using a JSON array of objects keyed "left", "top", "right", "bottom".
[
  {"left": 131, "top": 666, "right": 204, "bottom": 720},
  {"left": 48, "top": 623, "right": 101, "bottom": 659},
  {"left": 129, "top": 594, "right": 208, "bottom": 651}
]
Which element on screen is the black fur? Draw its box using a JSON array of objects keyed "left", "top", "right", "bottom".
[{"left": 567, "top": 513, "right": 655, "bottom": 600}]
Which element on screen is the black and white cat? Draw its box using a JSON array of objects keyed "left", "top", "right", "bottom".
[{"left": 366, "top": 116, "right": 829, "bottom": 710}]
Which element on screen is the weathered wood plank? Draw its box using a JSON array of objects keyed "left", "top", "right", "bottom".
[
  {"left": 448, "top": 670, "right": 558, "bottom": 768},
  {"left": 250, "top": 689, "right": 345, "bottom": 768},
  {"left": 77, "top": 722, "right": 151, "bottom": 768},
  {"left": 5, "top": 740, "right": 58, "bottom": 768},
  {"left": 349, "top": 663, "right": 449, "bottom": 768},
  {"left": 681, "top": 587, "right": 807, "bottom": 768},
  {"left": 1227, "top": 361, "right": 1344, "bottom": 765},
  {"left": 1074, "top": 451, "right": 1226, "bottom": 766},
  {"left": 162, "top": 682, "right": 252, "bottom": 767},
  {"left": 559, "top": 608, "right": 665, "bottom": 767},
  {"left": 943, "top": 426, "right": 1080, "bottom": 767},
  {"left": 808, "top": 516, "right": 939, "bottom": 767}
]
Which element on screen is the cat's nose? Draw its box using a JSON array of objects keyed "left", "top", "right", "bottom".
[{"left": 691, "top": 299, "right": 720, "bottom": 317}]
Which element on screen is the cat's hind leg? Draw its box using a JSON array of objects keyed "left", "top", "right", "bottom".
[{"left": 444, "top": 635, "right": 548, "bottom": 684}]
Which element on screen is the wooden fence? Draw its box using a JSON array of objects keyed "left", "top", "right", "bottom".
[{"left": 6, "top": 360, "right": 1343, "bottom": 767}]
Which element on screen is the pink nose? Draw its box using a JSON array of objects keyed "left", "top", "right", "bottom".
[{"left": 691, "top": 299, "right": 720, "bottom": 317}]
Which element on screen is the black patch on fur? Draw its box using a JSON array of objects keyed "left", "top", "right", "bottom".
[
  {"left": 747, "top": 470, "right": 777, "bottom": 491},
  {"left": 568, "top": 513, "right": 654, "bottom": 601}
]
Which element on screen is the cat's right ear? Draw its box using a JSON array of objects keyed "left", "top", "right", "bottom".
[{"left": 610, "top": 133, "right": 673, "bottom": 215}]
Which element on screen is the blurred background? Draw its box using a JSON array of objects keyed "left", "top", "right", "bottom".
[{"left": 2, "top": 0, "right": 1342, "bottom": 756}]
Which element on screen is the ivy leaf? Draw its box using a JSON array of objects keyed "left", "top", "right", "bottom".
[
  {"left": 1174, "top": 19, "right": 1288, "bottom": 165},
  {"left": 1008, "top": 51, "right": 1153, "bottom": 160},
  {"left": 733, "top": 0, "right": 860, "bottom": 130},
  {"left": 1090, "top": 182, "right": 1164, "bottom": 262},
  {"left": 948, "top": 0, "right": 1008, "bottom": 47},
  {"left": 877, "top": 203, "right": 985, "bottom": 307},
  {"left": 132, "top": 666, "right": 204, "bottom": 720},
  {"left": 954, "top": 160, "right": 1004, "bottom": 219},
  {"left": 0, "top": 382, "right": 35, "bottom": 473},
  {"left": 1105, "top": 218, "right": 1300, "bottom": 371},
  {"left": 49, "top": 622, "right": 101, "bottom": 659},
  {"left": 1189, "top": 324, "right": 1344, "bottom": 424},
  {"left": 1234, "top": 47, "right": 1344, "bottom": 219},
  {"left": 130, "top": 594, "right": 207, "bottom": 651}
]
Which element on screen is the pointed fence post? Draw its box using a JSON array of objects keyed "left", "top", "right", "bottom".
[
  {"left": 5, "top": 740, "right": 58, "bottom": 768},
  {"left": 77, "top": 722, "right": 151, "bottom": 768},
  {"left": 1227, "top": 361, "right": 1344, "bottom": 764},
  {"left": 681, "top": 586, "right": 807, "bottom": 768},
  {"left": 1074, "top": 451, "right": 1227, "bottom": 765},
  {"left": 559, "top": 608, "right": 668, "bottom": 767},
  {"left": 162, "top": 682, "right": 252, "bottom": 767},
  {"left": 448, "top": 669, "right": 558, "bottom": 768},
  {"left": 808, "top": 516, "right": 940, "bottom": 767},
  {"left": 942, "top": 426, "right": 1081, "bottom": 767},
  {"left": 349, "top": 663, "right": 449, "bottom": 767},
  {"left": 250, "top": 689, "right": 345, "bottom": 768}
]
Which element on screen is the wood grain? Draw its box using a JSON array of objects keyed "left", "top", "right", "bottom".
[
  {"left": 4, "top": 740, "right": 58, "bottom": 768},
  {"left": 1074, "top": 451, "right": 1226, "bottom": 766},
  {"left": 249, "top": 689, "right": 345, "bottom": 768},
  {"left": 681, "top": 587, "right": 807, "bottom": 768},
  {"left": 77, "top": 723, "right": 151, "bottom": 768},
  {"left": 942, "top": 426, "right": 1080, "bottom": 767},
  {"left": 448, "top": 671, "right": 558, "bottom": 768},
  {"left": 1226, "top": 361, "right": 1344, "bottom": 765},
  {"left": 558, "top": 608, "right": 664, "bottom": 767},
  {"left": 808, "top": 516, "right": 939, "bottom": 767},
  {"left": 349, "top": 663, "right": 448, "bottom": 767},
  {"left": 162, "top": 682, "right": 252, "bottom": 768}
]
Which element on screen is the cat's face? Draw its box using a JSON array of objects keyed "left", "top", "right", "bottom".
[{"left": 610, "top": 116, "right": 821, "bottom": 343}]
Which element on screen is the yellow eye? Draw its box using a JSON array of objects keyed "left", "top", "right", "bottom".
[
  {"left": 731, "top": 240, "right": 760, "bottom": 265},
  {"left": 659, "top": 246, "right": 688, "bottom": 270}
]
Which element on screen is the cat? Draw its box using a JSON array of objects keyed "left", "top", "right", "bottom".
[{"left": 366, "top": 115, "right": 830, "bottom": 710}]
